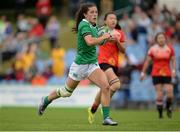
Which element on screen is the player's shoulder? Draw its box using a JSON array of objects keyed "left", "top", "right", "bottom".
[
  {"left": 149, "top": 44, "right": 158, "bottom": 51},
  {"left": 115, "top": 29, "right": 124, "bottom": 34},
  {"left": 167, "top": 43, "right": 173, "bottom": 49},
  {"left": 166, "top": 43, "right": 175, "bottom": 54},
  {"left": 151, "top": 44, "right": 158, "bottom": 48},
  {"left": 78, "top": 19, "right": 90, "bottom": 29}
]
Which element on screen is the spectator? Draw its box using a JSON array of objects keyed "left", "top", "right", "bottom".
[
  {"left": 45, "top": 15, "right": 60, "bottom": 49},
  {"left": 152, "top": 4, "right": 165, "bottom": 25},
  {"left": 13, "top": 52, "right": 25, "bottom": 81},
  {"left": 29, "top": 18, "right": 44, "bottom": 39},
  {"left": 118, "top": 13, "right": 133, "bottom": 36},
  {"left": 132, "top": 5, "right": 142, "bottom": 25},
  {"left": 173, "top": 19, "right": 180, "bottom": 42},
  {"left": 51, "top": 45, "right": 65, "bottom": 77},
  {"left": 4, "top": 21, "right": 13, "bottom": 38},
  {"left": 147, "top": 21, "right": 163, "bottom": 45},
  {"left": 21, "top": 43, "right": 37, "bottom": 73},
  {"left": 31, "top": 72, "right": 47, "bottom": 86},
  {"left": 137, "top": 12, "right": 151, "bottom": 34},
  {"left": 42, "top": 65, "right": 53, "bottom": 79},
  {"left": 36, "top": 0, "right": 52, "bottom": 28},
  {"left": 16, "top": 14, "right": 30, "bottom": 33}
]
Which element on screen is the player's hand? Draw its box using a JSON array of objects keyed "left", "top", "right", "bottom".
[
  {"left": 110, "top": 30, "right": 120, "bottom": 40},
  {"left": 102, "top": 33, "right": 111, "bottom": 40},
  {"left": 140, "top": 72, "right": 146, "bottom": 81},
  {"left": 107, "top": 37, "right": 116, "bottom": 43}
]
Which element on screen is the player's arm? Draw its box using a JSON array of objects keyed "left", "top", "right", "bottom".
[
  {"left": 140, "top": 56, "right": 152, "bottom": 81},
  {"left": 169, "top": 45, "right": 176, "bottom": 77},
  {"left": 116, "top": 39, "right": 125, "bottom": 53},
  {"left": 84, "top": 33, "right": 110, "bottom": 46},
  {"left": 171, "top": 55, "right": 176, "bottom": 78},
  {"left": 111, "top": 30, "right": 125, "bottom": 53}
]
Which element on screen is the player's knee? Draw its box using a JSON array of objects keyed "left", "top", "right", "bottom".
[
  {"left": 56, "top": 84, "right": 73, "bottom": 98},
  {"left": 156, "top": 95, "right": 163, "bottom": 101},
  {"left": 167, "top": 92, "right": 174, "bottom": 99},
  {"left": 111, "top": 81, "right": 121, "bottom": 91},
  {"left": 101, "top": 83, "right": 110, "bottom": 92},
  {"left": 109, "top": 78, "right": 121, "bottom": 91},
  {"left": 167, "top": 88, "right": 173, "bottom": 97}
]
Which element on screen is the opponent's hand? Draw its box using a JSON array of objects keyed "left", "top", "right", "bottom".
[
  {"left": 107, "top": 37, "right": 116, "bottom": 43},
  {"left": 140, "top": 72, "right": 146, "bottom": 81},
  {"left": 102, "top": 33, "right": 111, "bottom": 40},
  {"left": 110, "top": 30, "right": 120, "bottom": 40}
]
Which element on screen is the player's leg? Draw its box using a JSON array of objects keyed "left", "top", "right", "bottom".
[
  {"left": 107, "top": 68, "right": 121, "bottom": 98},
  {"left": 38, "top": 77, "right": 79, "bottom": 116},
  {"left": 88, "top": 68, "right": 118, "bottom": 125},
  {"left": 154, "top": 84, "right": 164, "bottom": 118},
  {"left": 88, "top": 89, "right": 100, "bottom": 123},
  {"left": 164, "top": 83, "right": 174, "bottom": 118},
  {"left": 90, "top": 68, "right": 120, "bottom": 114}
]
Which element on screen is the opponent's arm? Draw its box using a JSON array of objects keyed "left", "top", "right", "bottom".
[
  {"left": 171, "top": 56, "right": 176, "bottom": 78},
  {"left": 140, "top": 56, "right": 152, "bottom": 81},
  {"left": 116, "top": 39, "right": 125, "bottom": 53}
]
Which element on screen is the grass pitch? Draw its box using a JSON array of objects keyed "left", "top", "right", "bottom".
[{"left": 0, "top": 107, "right": 179, "bottom": 131}]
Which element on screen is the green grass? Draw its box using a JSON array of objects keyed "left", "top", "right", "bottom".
[{"left": 0, "top": 107, "right": 180, "bottom": 131}]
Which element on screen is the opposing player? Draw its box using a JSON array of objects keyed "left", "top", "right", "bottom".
[
  {"left": 140, "top": 32, "right": 176, "bottom": 118},
  {"left": 38, "top": 3, "right": 118, "bottom": 125},
  {"left": 88, "top": 11, "right": 126, "bottom": 124}
]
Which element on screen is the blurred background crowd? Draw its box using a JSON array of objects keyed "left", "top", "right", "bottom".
[{"left": 0, "top": 0, "right": 180, "bottom": 108}]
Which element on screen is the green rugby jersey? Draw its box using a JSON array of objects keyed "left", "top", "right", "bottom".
[{"left": 74, "top": 19, "right": 98, "bottom": 64}]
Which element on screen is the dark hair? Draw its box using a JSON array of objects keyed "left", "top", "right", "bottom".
[
  {"left": 104, "top": 11, "right": 121, "bottom": 30},
  {"left": 72, "top": 3, "right": 96, "bottom": 33},
  {"left": 154, "top": 32, "right": 167, "bottom": 42}
]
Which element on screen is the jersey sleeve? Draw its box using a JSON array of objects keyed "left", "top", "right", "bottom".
[
  {"left": 118, "top": 30, "right": 125, "bottom": 42},
  {"left": 168, "top": 44, "right": 175, "bottom": 57},
  {"left": 79, "top": 22, "right": 92, "bottom": 37}
]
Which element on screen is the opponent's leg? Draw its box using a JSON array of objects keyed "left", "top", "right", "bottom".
[
  {"left": 155, "top": 84, "right": 164, "bottom": 119},
  {"left": 164, "top": 84, "right": 174, "bottom": 118}
]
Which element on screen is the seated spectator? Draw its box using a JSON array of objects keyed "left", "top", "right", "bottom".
[
  {"left": 51, "top": 45, "right": 65, "bottom": 77},
  {"left": 42, "top": 65, "right": 53, "bottom": 79},
  {"left": 16, "top": 14, "right": 30, "bottom": 33},
  {"left": 29, "top": 18, "right": 44, "bottom": 39},
  {"left": 14, "top": 52, "right": 25, "bottom": 81},
  {"left": 22, "top": 43, "right": 37, "bottom": 72},
  {"left": 4, "top": 21, "right": 13, "bottom": 38},
  {"left": 31, "top": 72, "right": 47, "bottom": 86}
]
